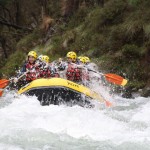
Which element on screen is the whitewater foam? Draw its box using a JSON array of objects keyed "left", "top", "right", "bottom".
[{"left": 0, "top": 88, "right": 150, "bottom": 150}]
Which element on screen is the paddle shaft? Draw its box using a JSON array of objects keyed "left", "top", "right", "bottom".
[
  {"left": 0, "top": 71, "right": 29, "bottom": 89},
  {"left": 87, "top": 68, "right": 103, "bottom": 75},
  {"left": 17, "top": 71, "right": 29, "bottom": 80},
  {"left": 86, "top": 68, "right": 127, "bottom": 86}
]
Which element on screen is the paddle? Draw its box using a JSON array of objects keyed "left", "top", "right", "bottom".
[
  {"left": 98, "top": 94, "right": 113, "bottom": 107},
  {"left": 69, "top": 63, "right": 128, "bottom": 86},
  {"left": 87, "top": 69, "right": 128, "bottom": 86},
  {"left": 88, "top": 85, "right": 113, "bottom": 107},
  {"left": 0, "top": 71, "right": 29, "bottom": 96},
  {"left": 105, "top": 100, "right": 113, "bottom": 107},
  {"left": 0, "top": 91, "right": 3, "bottom": 96},
  {"left": 0, "top": 79, "right": 10, "bottom": 89},
  {"left": 0, "top": 79, "right": 9, "bottom": 96}
]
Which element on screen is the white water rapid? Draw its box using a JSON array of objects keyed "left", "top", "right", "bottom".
[{"left": 0, "top": 89, "right": 150, "bottom": 150}]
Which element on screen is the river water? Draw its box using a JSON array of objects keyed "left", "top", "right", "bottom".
[{"left": 0, "top": 90, "right": 150, "bottom": 150}]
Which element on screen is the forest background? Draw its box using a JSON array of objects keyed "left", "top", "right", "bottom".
[{"left": 0, "top": 0, "right": 150, "bottom": 97}]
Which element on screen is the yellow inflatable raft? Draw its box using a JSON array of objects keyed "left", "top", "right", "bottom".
[{"left": 18, "top": 78, "right": 106, "bottom": 107}]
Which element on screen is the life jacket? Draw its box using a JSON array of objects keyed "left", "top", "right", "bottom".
[
  {"left": 39, "top": 63, "right": 60, "bottom": 78},
  {"left": 66, "top": 63, "right": 82, "bottom": 82},
  {"left": 25, "top": 61, "right": 40, "bottom": 81},
  {"left": 39, "top": 68, "right": 51, "bottom": 78}
]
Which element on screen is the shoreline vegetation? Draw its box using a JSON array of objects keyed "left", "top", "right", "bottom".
[{"left": 0, "top": 0, "right": 150, "bottom": 98}]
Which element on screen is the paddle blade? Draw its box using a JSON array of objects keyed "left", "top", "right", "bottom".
[
  {"left": 0, "top": 90, "right": 3, "bottom": 96},
  {"left": 0, "top": 79, "right": 9, "bottom": 88},
  {"left": 105, "top": 74, "right": 128, "bottom": 86},
  {"left": 105, "top": 100, "right": 113, "bottom": 107}
]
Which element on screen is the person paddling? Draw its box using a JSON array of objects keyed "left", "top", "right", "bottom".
[
  {"left": 56, "top": 51, "right": 82, "bottom": 83},
  {"left": 39, "top": 55, "right": 59, "bottom": 78},
  {"left": 77, "top": 56, "right": 90, "bottom": 86},
  {"left": 12, "top": 51, "right": 40, "bottom": 89}
]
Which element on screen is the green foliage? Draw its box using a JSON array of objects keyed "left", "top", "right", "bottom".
[
  {"left": 68, "top": 7, "right": 91, "bottom": 29},
  {"left": 106, "top": 25, "right": 125, "bottom": 51},
  {"left": 84, "top": 7, "right": 102, "bottom": 32},
  {"left": 110, "top": 54, "right": 148, "bottom": 86},
  {"left": 50, "top": 35, "right": 64, "bottom": 55},
  {"left": 127, "top": 0, "right": 141, "bottom": 6},
  {"left": 47, "top": 0, "right": 61, "bottom": 17},
  {"left": 16, "top": 29, "right": 42, "bottom": 51},
  {"left": 0, "top": 51, "right": 25, "bottom": 78},
  {"left": 85, "top": 0, "right": 127, "bottom": 32},
  {"left": 100, "top": 0, "right": 127, "bottom": 25},
  {"left": 143, "top": 24, "right": 150, "bottom": 39},
  {"left": 1, "top": 0, "right": 150, "bottom": 91},
  {"left": 127, "top": 80, "right": 146, "bottom": 90},
  {"left": 97, "top": 54, "right": 115, "bottom": 71},
  {"left": 122, "top": 18, "right": 144, "bottom": 45},
  {"left": 121, "top": 44, "right": 142, "bottom": 59}
]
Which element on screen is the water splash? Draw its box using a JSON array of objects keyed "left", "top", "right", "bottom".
[
  {"left": 0, "top": 68, "right": 149, "bottom": 150},
  {"left": 0, "top": 92, "right": 150, "bottom": 149}
]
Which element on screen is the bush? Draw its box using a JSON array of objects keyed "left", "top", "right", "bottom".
[
  {"left": 85, "top": 0, "right": 127, "bottom": 32},
  {"left": 100, "top": 0, "right": 127, "bottom": 25},
  {"left": 127, "top": 0, "right": 141, "bottom": 7},
  {"left": 121, "top": 44, "right": 142, "bottom": 59},
  {"left": 0, "top": 51, "right": 26, "bottom": 78},
  {"left": 68, "top": 7, "right": 91, "bottom": 29},
  {"left": 16, "top": 29, "right": 42, "bottom": 51},
  {"left": 106, "top": 25, "right": 126, "bottom": 52},
  {"left": 122, "top": 18, "right": 144, "bottom": 45},
  {"left": 144, "top": 24, "right": 150, "bottom": 39}
]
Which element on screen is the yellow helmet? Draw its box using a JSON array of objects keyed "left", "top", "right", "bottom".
[
  {"left": 28, "top": 51, "right": 37, "bottom": 59},
  {"left": 77, "top": 56, "right": 82, "bottom": 60},
  {"left": 84, "top": 56, "right": 90, "bottom": 63},
  {"left": 79, "top": 57, "right": 86, "bottom": 64},
  {"left": 66, "top": 51, "right": 77, "bottom": 61},
  {"left": 41, "top": 55, "right": 49, "bottom": 63}
]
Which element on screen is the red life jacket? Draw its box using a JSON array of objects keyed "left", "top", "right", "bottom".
[
  {"left": 39, "top": 63, "right": 60, "bottom": 78},
  {"left": 39, "top": 68, "right": 52, "bottom": 78},
  {"left": 66, "top": 63, "right": 82, "bottom": 82},
  {"left": 25, "top": 62, "right": 40, "bottom": 81}
]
